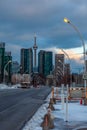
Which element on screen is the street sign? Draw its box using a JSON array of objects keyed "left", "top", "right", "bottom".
[{"left": 83, "top": 73, "right": 87, "bottom": 80}]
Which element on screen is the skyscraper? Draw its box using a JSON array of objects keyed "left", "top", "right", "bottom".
[
  {"left": 64, "top": 63, "right": 70, "bottom": 75},
  {"left": 38, "top": 50, "right": 45, "bottom": 75},
  {"left": 55, "top": 54, "right": 64, "bottom": 74},
  {"left": 44, "top": 51, "right": 53, "bottom": 77},
  {"left": 0, "top": 42, "right": 5, "bottom": 82},
  {"left": 12, "top": 61, "right": 20, "bottom": 74},
  {"left": 64, "top": 63, "right": 71, "bottom": 85},
  {"left": 38, "top": 50, "right": 53, "bottom": 77},
  {"left": 55, "top": 54, "right": 64, "bottom": 85},
  {"left": 4, "top": 51, "right": 12, "bottom": 83},
  {"left": 21, "top": 48, "right": 33, "bottom": 74}
]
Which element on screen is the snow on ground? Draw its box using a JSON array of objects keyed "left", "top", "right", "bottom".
[
  {"left": 22, "top": 93, "right": 51, "bottom": 130},
  {"left": 0, "top": 83, "right": 21, "bottom": 89},
  {"left": 53, "top": 102, "right": 87, "bottom": 122},
  {"left": 22, "top": 94, "right": 87, "bottom": 130}
]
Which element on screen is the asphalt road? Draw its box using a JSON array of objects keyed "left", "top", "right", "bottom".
[{"left": 0, "top": 86, "right": 51, "bottom": 130}]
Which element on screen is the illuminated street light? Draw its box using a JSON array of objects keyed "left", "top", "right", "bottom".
[
  {"left": 3, "top": 60, "right": 12, "bottom": 83},
  {"left": 64, "top": 17, "right": 70, "bottom": 23},
  {"left": 64, "top": 17, "right": 86, "bottom": 97},
  {"left": 64, "top": 17, "right": 85, "bottom": 71}
]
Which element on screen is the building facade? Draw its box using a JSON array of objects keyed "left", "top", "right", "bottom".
[
  {"left": 38, "top": 50, "right": 53, "bottom": 77},
  {"left": 44, "top": 51, "right": 53, "bottom": 77},
  {"left": 38, "top": 50, "right": 45, "bottom": 75},
  {"left": 64, "top": 63, "right": 70, "bottom": 85},
  {"left": 4, "top": 51, "right": 12, "bottom": 83},
  {"left": 12, "top": 61, "right": 20, "bottom": 74},
  {"left": 21, "top": 48, "right": 33, "bottom": 74},
  {"left": 55, "top": 54, "right": 65, "bottom": 86},
  {"left": 85, "top": 60, "right": 87, "bottom": 72},
  {"left": 0, "top": 42, "right": 5, "bottom": 82}
]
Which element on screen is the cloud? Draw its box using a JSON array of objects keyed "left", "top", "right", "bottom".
[
  {"left": 43, "top": 46, "right": 83, "bottom": 62},
  {"left": 62, "top": 49, "right": 83, "bottom": 64},
  {"left": 0, "top": 0, "right": 87, "bottom": 72},
  {"left": 5, "top": 43, "right": 22, "bottom": 62}
]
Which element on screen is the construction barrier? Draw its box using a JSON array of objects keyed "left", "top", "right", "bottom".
[
  {"left": 48, "top": 102, "right": 55, "bottom": 111},
  {"left": 86, "top": 88, "right": 87, "bottom": 99},
  {"left": 51, "top": 87, "right": 54, "bottom": 98},
  {"left": 83, "top": 98, "right": 87, "bottom": 105},
  {"left": 41, "top": 109, "right": 54, "bottom": 130}
]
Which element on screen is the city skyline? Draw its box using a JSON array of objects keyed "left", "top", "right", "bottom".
[
  {"left": 0, "top": 0, "right": 87, "bottom": 72},
  {"left": 0, "top": 42, "right": 84, "bottom": 86}
]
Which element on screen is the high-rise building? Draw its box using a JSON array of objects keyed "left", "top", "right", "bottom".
[
  {"left": 0, "top": 42, "right": 5, "bottom": 82},
  {"left": 64, "top": 63, "right": 71, "bottom": 85},
  {"left": 38, "top": 50, "right": 45, "bottom": 75},
  {"left": 55, "top": 54, "right": 64, "bottom": 74},
  {"left": 38, "top": 50, "right": 53, "bottom": 77},
  {"left": 64, "top": 63, "right": 70, "bottom": 75},
  {"left": 21, "top": 48, "right": 33, "bottom": 74},
  {"left": 85, "top": 60, "right": 87, "bottom": 72},
  {"left": 12, "top": 61, "right": 20, "bottom": 74},
  {"left": 4, "top": 51, "right": 12, "bottom": 83},
  {"left": 55, "top": 54, "right": 64, "bottom": 85},
  {"left": 44, "top": 51, "right": 53, "bottom": 77}
]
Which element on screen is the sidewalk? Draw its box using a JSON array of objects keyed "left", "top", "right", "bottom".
[
  {"left": 52, "top": 101, "right": 87, "bottom": 130},
  {"left": 51, "top": 87, "right": 87, "bottom": 130},
  {"left": 53, "top": 118, "right": 87, "bottom": 130}
]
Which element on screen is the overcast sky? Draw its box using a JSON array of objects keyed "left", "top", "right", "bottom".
[{"left": 0, "top": 0, "right": 87, "bottom": 72}]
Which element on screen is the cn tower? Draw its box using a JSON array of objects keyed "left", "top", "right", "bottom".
[{"left": 33, "top": 35, "right": 38, "bottom": 71}]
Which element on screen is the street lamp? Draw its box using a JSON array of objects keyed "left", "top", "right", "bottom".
[
  {"left": 64, "top": 17, "right": 85, "bottom": 71},
  {"left": 56, "top": 70, "right": 63, "bottom": 87},
  {"left": 3, "top": 60, "right": 12, "bottom": 83},
  {"left": 64, "top": 17, "right": 86, "bottom": 96},
  {"left": 58, "top": 59, "right": 64, "bottom": 76},
  {"left": 60, "top": 48, "right": 72, "bottom": 87},
  {"left": 16, "top": 65, "right": 22, "bottom": 84},
  {"left": 60, "top": 48, "right": 71, "bottom": 64}
]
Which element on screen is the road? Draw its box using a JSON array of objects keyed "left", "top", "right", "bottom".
[{"left": 0, "top": 86, "right": 51, "bottom": 130}]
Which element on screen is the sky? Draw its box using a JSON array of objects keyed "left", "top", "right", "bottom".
[{"left": 0, "top": 0, "right": 87, "bottom": 72}]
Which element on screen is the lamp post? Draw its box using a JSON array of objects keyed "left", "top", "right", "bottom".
[
  {"left": 58, "top": 60, "right": 65, "bottom": 109},
  {"left": 58, "top": 59, "right": 64, "bottom": 76},
  {"left": 60, "top": 48, "right": 71, "bottom": 64},
  {"left": 57, "top": 59, "right": 66, "bottom": 85},
  {"left": 3, "top": 60, "right": 12, "bottom": 83},
  {"left": 16, "top": 65, "right": 22, "bottom": 84},
  {"left": 64, "top": 17, "right": 86, "bottom": 97},
  {"left": 60, "top": 48, "right": 72, "bottom": 87},
  {"left": 56, "top": 66, "right": 63, "bottom": 86}
]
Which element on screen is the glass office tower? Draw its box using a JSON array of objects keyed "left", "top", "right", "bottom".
[
  {"left": 38, "top": 50, "right": 53, "bottom": 77},
  {"left": 4, "top": 52, "right": 12, "bottom": 83},
  {"left": 0, "top": 42, "right": 5, "bottom": 82},
  {"left": 21, "top": 48, "right": 33, "bottom": 74}
]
